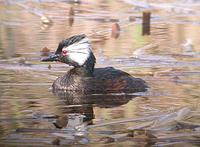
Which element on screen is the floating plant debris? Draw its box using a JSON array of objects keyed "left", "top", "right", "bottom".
[
  {"left": 41, "top": 16, "right": 53, "bottom": 25},
  {"left": 41, "top": 47, "right": 50, "bottom": 56},
  {"left": 111, "top": 23, "right": 120, "bottom": 38}
]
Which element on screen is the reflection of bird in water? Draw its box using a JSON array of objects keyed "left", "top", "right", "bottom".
[
  {"left": 52, "top": 93, "right": 134, "bottom": 130},
  {"left": 54, "top": 90, "right": 135, "bottom": 107},
  {"left": 52, "top": 93, "right": 136, "bottom": 131},
  {"left": 42, "top": 34, "right": 148, "bottom": 94}
]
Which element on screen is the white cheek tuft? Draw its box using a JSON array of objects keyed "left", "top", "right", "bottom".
[
  {"left": 69, "top": 52, "right": 90, "bottom": 65},
  {"left": 63, "top": 38, "right": 91, "bottom": 66}
]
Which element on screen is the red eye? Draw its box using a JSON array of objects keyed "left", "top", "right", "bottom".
[{"left": 62, "top": 50, "right": 68, "bottom": 55}]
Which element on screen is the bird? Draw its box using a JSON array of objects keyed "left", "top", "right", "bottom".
[{"left": 41, "top": 34, "right": 148, "bottom": 94}]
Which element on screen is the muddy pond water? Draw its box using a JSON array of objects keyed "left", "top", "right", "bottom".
[{"left": 0, "top": 0, "right": 200, "bottom": 146}]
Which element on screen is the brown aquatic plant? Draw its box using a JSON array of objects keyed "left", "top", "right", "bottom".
[
  {"left": 69, "top": 7, "right": 75, "bottom": 16},
  {"left": 111, "top": 23, "right": 120, "bottom": 38},
  {"left": 48, "top": 64, "right": 52, "bottom": 69},
  {"left": 41, "top": 47, "right": 50, "bottom": 56},
  {"left": 69, "top": 7, "right": 75, "bottom": 26},
  {"left": 142, "top": 11, "right": 151, "bottom": 35},
  {"left": 53, "top": 115, "right": 69, "bottom": 129}
]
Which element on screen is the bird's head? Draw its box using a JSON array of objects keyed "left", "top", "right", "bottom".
[{"left": 42, "top": 34, "right": 96, "bottom": 73}]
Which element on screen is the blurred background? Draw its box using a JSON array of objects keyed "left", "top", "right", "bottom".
[{"left": 0, "top": 0, "right": 200, "bottom": 146}]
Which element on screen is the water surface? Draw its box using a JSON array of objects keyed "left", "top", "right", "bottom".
[{"left": 0, "top": 0, "right": 200, "bottom": 146}]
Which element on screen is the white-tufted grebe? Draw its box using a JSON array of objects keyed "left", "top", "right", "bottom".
[{"left": 42, "top": 34, "right": 148, "bottom": 94}]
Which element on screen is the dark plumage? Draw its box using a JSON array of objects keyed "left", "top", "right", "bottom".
[
  {"left": 42, "top": 34, "right": 148, "bottom": 95},
  {"left": 55, "top": 34, "right": 86, "bottom": 54}
]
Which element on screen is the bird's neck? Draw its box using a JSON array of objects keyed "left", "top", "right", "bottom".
[
  {"left": 83, "top": 52, "right": 96, "bottom": 74},
  {"left": 70, "top": 52, "right": 96, "bottom": 77},
  {"left": 77, "top": 52, "right": 96, "bottom": 76},
  {"left": 70, "top": 66, "right": 93, "bottom": 77}
]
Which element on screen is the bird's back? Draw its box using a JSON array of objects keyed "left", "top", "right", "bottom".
[
  {"left": 93, "top": 67, "right": 147, "bottom": 93},
  {"left": 52, "top": 67, "right": 148, "bottom": 94}
]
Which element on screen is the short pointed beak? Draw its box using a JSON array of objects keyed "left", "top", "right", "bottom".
[{"left": 41, "top": 54, "right": 60, "bottom": 62}]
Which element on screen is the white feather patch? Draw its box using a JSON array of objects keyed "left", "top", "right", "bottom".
[{"left": 62, "top": 38, "right": 91, "bottom": 66}]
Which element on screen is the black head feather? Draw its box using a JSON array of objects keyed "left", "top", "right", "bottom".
[{"left": 55, "top": 34, "right": 86, "bottom": 54}]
